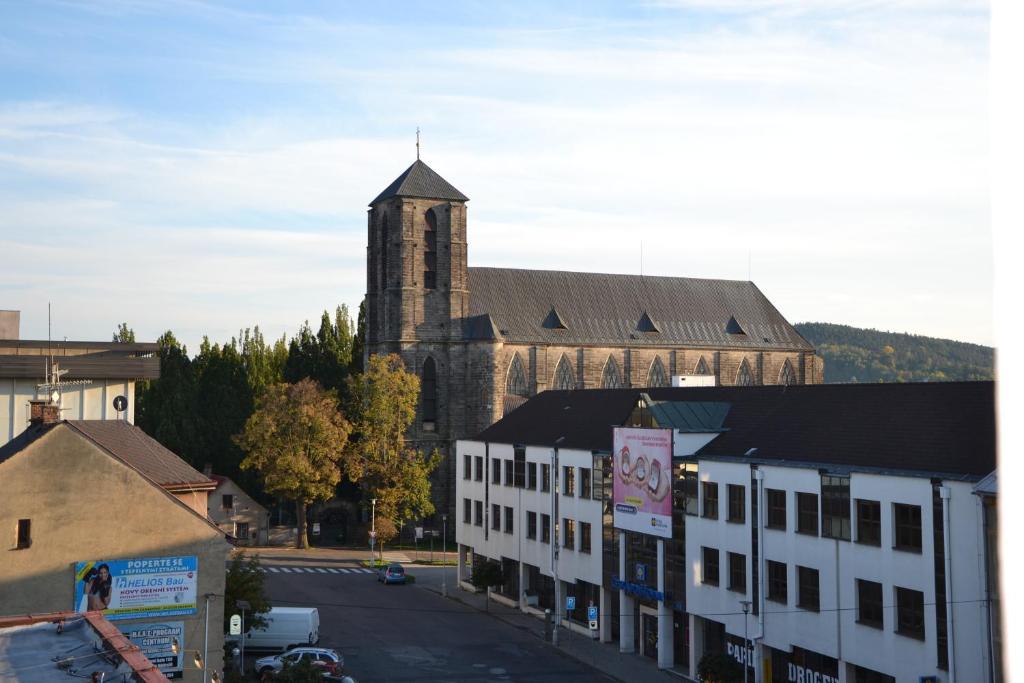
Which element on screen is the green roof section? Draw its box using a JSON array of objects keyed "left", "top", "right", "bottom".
[{"left": 643, "top": 395, "right": 731, "bottom": 433}]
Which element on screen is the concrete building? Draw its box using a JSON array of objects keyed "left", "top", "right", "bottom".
[
  {"left": 0, "top": 404, "right": 231, "bottom": 682},
  {"left": 454, "top": 381, "right": 997, "bottom": 682},
  {"left": 0, "top": 310, "right": 159, "bottom": 447},
  {"left": 363, "top": 160, "right": 823, "bottom": 517},
  {"left": 207, "top": 473, "right": 271, "bottom": 546}
]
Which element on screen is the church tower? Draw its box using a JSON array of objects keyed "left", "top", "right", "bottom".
[{"left": 366, "top": 159, "right": 471, "bottom": 517}]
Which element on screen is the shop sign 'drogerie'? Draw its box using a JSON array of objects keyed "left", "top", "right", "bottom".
[{"left": 612, "top": 427, "right": 673, "bottom": 538}]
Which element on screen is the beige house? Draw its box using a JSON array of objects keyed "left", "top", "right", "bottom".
[
  {"left": 207, "top": 473, "right": 270, "bottom": 546},
  {"left": 0, "top": 403, "right": 231, "bottom": 682}
]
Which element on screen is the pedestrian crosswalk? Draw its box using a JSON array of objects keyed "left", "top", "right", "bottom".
[{"left": 266, "top": 566, "right": 377, "bottom": 575}]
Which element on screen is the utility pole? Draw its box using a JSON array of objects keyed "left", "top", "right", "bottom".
[
  {"left": 442, "top": 514, "right": 448, "bottom": 597},
  {"left": 551, "top": 436, "right": 565, "bottom": 646},
  {"left": 740, "top": 600, "right": 751, "bottom": 683},
  {"left": 371, "top": 498, "right": 377, "bottom": 564}
]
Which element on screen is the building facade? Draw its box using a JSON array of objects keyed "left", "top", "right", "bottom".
[
  {"left": 208, "top": 474, "right": 271, "bottom": 546},
  {"left": 454, "top": 381, "right": 998, "bottom": 682},
  {"left": 365, "top": 160, "right": 823, "bottom": 516},
  {"left": 0, "top": 410, "right": 231, "bottom": 682}
]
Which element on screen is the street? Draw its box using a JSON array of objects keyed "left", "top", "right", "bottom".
[{"left": 252, "top": 554, "right": 612, "bottom": 682}]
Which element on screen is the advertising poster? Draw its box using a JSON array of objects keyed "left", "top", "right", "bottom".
[
  {"left": 124, "top": 621, "right": 185, "bottom": 679},
  {"left": 73, "top": 556, "right": 198, "bottom": 620},
  {"left": 612, "top": 427, "right": 673, "bottom": 538}
]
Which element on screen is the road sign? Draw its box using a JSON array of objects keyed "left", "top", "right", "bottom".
[
  {"left": 229, "top": 614, "right": 241, "bottom": 636},
  {"left": 587, "top": 605, "right": 598, "bottom": 621},
  {"left": 589, "top": 619, "right": 599, "bottom": 631},
  {"left": 312, "top": 523, "right": 321, "bottom": 536},
  {"left": 415, "top": 526, "right": 424, "bottom": 540},
  {"left": 369, "top": 530, "right": 377, "bottom": 539},
  {"left": 566, "top": 596, "right": 576, "bottom": 611},
  {"left": 635, "top": 563, "right": 647, "bottom": 582}
]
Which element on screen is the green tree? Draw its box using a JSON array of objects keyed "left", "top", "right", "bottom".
[
  {"left": 136, "top": 331, "right": 201, "bottom": 465},
  {"left": 112, "top": 323, "right": 136, "bottom": 343},
  {"left": 193, "top": 337, "right": 254, "bottom": 482},
  {"left": 240, "top": 326, "right": 288, "bottom": 397},
  {"left": 284, "top": 305, "right": 356, "bottom": 394},
  {"left": 274, "top": 656, "right": 331, "bottom": 682},
  {"left": 224, "top": 553, "right": 271, "bottom": 634},
  {"left": 235, "top": 379, "right": 352, "bottom": 548},
  {"left": 345, "top": 354, "right": 441, "bottom": 545},
  {"left": 697, "top": 652, "right": 744, "bottom": 682},
  {"left": 351, "top": 300, "right": 366, "bottom": 374}
]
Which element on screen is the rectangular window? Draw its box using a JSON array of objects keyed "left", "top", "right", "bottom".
[
  {"left": 527, "top": 511, "right": 537, "bottom": 540},
  {"left": 580, "top": 522, "right": 592, "bottom": 554},
  {"left": 857, "top": 579, "right": 884, "bottom": 629},
  {"left": 727, "top": 484, "right": 745, "bottom": 523},
  {"left": 895, "top": 587, "right": 925, "bottom": 639},
  {"left": 797, "top": 566, "right": 820, "bottom": 611},
  {"left": 767, "top": 560, "right": 787, "bottom": 604},
  {"left": 235, "top": 522, "right": 250, "bottom": 540},
  {"left": 766, "top": 489, "right": 786, "bottom": 529},
  {"left": 856, "top": 499, "right": 882, "bottom": 545},
  {"left": 475, "top": 456, "right": 483, "bottom": 482},
  {"left": 683, "top": 466, "right": 699, "bottom": 515},
  {"left": 504, "top": 506, "right": 514, "bottom": 534},
  {"left": 580, "top": 468, "right": 592, "bottom": 499},
  {"left": 894, "top": 504, "right": 922, "bottom": 552},
  {"left": 222, "top": 494, "right": 234, "bottom": 510},
  {"left": 463, "top": 498, "right": 471, "bottom": 523},
  {"left": 528, "top": 462, "right": 538, "bottom": 490},
  {"left": 541, "top": 464, "right": 551, "bottom": 492},
  {"left": 423, "top": 270, "right": 436, "bottom": 290},
  {"left": 541, "top": 514, "right": 551, "bottom": 543},
  {"left": 563, "top": 518, "right": 576, "bottom": 550},
  {"left": 514, "top": 447, "right": 526, "bottom": 487},
  {"left": 16, "top": 519, "right": 31, "bottom": 549},
  {"left": 728, "top": 552, "right": 747, "bottom": 593},
  {"left": 491, "top": 503, "right": 501, "bottom": 531},
  {"left": 821, "top": 475, "right": 851, "bottom": 540},
  {"left": 797, "top": 492, "right": 819, "bottom": 536},
  {"left": 702, "top": 547, "right": 720, "bottom": 586},
  {"left": 474, "top": 500, "right": 483, "bottom": 526},
  {"left": 463, "top": 454, "right": 471, "bottom": 480},
  {"left": 563, "top": 466, "right": 576, "bottom": 496},
  {"left": 505, "top": 459, "right": 514, "bottom": 486},
  {"left": 492, "top": 458, "right": 502, "bottom": 484},
  {"left": 702, "top": 482, "right": 719, "bottom": 519}
]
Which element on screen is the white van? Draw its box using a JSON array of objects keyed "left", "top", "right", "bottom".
[{"left": 242, "top": 607, "right": 320, "bottom": 652}]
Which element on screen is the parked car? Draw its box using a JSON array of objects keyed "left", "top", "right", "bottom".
[
  {"left": 254, "top": 646, "right": 343, "bottom": 678},
  {"left": 377, "top": 563, "right": 406, "bottom": 584},
  {"left": 243, "top": 606, "right": 320, "bottom": 651}
]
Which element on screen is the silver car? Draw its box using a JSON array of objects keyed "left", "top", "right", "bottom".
[{"left": 255, "top": 646, "right": 343, "bottom": 679}]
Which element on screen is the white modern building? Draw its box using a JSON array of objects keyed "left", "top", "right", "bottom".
[
  {"left": 0, "top": 310, "right": 159, "bottom": 445},
  {"left": 454, "top": 381, "right": 998, "bottom": 683}
]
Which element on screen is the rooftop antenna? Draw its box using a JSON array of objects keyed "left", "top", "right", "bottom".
[
  {"left": 748, "top": 250, "right": 751, "bottom": 281},
  {"left": 37, "top": 303, "right": 90, "bottom": 406},
  {"left": 640, "top": 241, "right": 644, "bottom": 277},
  {"left": 416, "top": 127, "right": 420, "bottom": 160}
]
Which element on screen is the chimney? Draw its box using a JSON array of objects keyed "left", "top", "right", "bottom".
[{"left": 28, "top": 400, "right": 61, "bottom": 426}]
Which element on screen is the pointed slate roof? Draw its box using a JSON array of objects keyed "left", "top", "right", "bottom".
[{"left": 370, "top": 159, "right": 469, "bottom": 205}]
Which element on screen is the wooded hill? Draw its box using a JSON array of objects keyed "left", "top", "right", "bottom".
[{"left": 794, "top": 322, "right": 994, "bottom": 384}]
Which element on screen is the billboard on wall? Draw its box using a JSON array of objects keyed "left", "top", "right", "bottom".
[
  {"left": 124, "top": 621, "right": 185, "bottom": 679},
  {"left": 612, "top": 427, "right": 673, "bottom": 538},
  {"left": 73, "top": 556, "right": 198, "bottom": 620}
]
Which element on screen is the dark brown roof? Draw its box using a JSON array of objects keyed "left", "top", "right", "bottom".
[
  {"left": 465, "top": 267, "right": 813, "bottom": 350},
  {"left": 370, "top": 160, "right": 469, "bottom": 205},
  {"left": 474, "top": 382, "right": 996, "bottom": 479},
  {"left": 0, "top": 353, "right": 160, "bottom": 380},
  {"left": 66, "top": 420, "right": 215, "bottom": 489}
]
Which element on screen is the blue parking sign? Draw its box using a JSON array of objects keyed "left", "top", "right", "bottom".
[
  {"left": 566, "top": 596, "right": 576, "bottom": 611},
  {"left": 587, "top": 605, "right": 598, "bottom": 621}
]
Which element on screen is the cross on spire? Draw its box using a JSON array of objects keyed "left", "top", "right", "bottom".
[{"left": 416, "top": 127, "right": 420, "bottom": 160}]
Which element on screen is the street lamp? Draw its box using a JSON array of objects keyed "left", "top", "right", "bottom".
[
  {"left": 739, "top": 599, "right": 751, "bottom": 683},
  {"left": 371, "top": 498, "right": 377, "bottom": 564},
  {"left": 441, "top": 513, "right": 448, "bottom": 597},
  {"left": 236, "top": 599, "right": 250, "bottom": 675}
]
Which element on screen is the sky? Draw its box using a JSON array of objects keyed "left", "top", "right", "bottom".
[{"left": 0, "top": 0, "right": 991, "bottom": 353}]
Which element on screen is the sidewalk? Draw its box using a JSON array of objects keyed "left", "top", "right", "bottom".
[{"left": 419, "top": 582, "right": 695, "bottom": 683}]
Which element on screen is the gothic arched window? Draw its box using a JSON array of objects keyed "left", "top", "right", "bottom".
[
  {"left": 380, "top": 214, "right": 389, "bottom": 289},
  {"left": 506, "top": 353, "right": 528, "bottom": 397},
  {"left": 779, "top": 359, "right": 796, "bottom": 386},
  {"left": 601, "top": 356, "right": 622, "bottom": 388},
  {"left": 554, "top": 356, "right": 575, "bottom": 390},
  {"left": 424, "top": 208, "right": 438, "bottom": 290},
  {"left": 695, "top": 356, "right": 711, "bottom": 375},
  {"left": 736, "top": 358, "right": 754, "bottom": 387},
  {"left": 646, "top": 356, "right": 668, "bottom": 387},
  {"left": 421, "top": 357, "right": 437, "bottom": 423}
]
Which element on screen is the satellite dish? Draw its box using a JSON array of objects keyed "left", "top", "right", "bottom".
[{"left": 113, "top": 395, "right": 128, "bottom": 413}]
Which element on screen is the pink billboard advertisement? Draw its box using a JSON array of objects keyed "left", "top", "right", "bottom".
[{"left": 613, "top": 427, "right": 673, "bottom": 538}]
